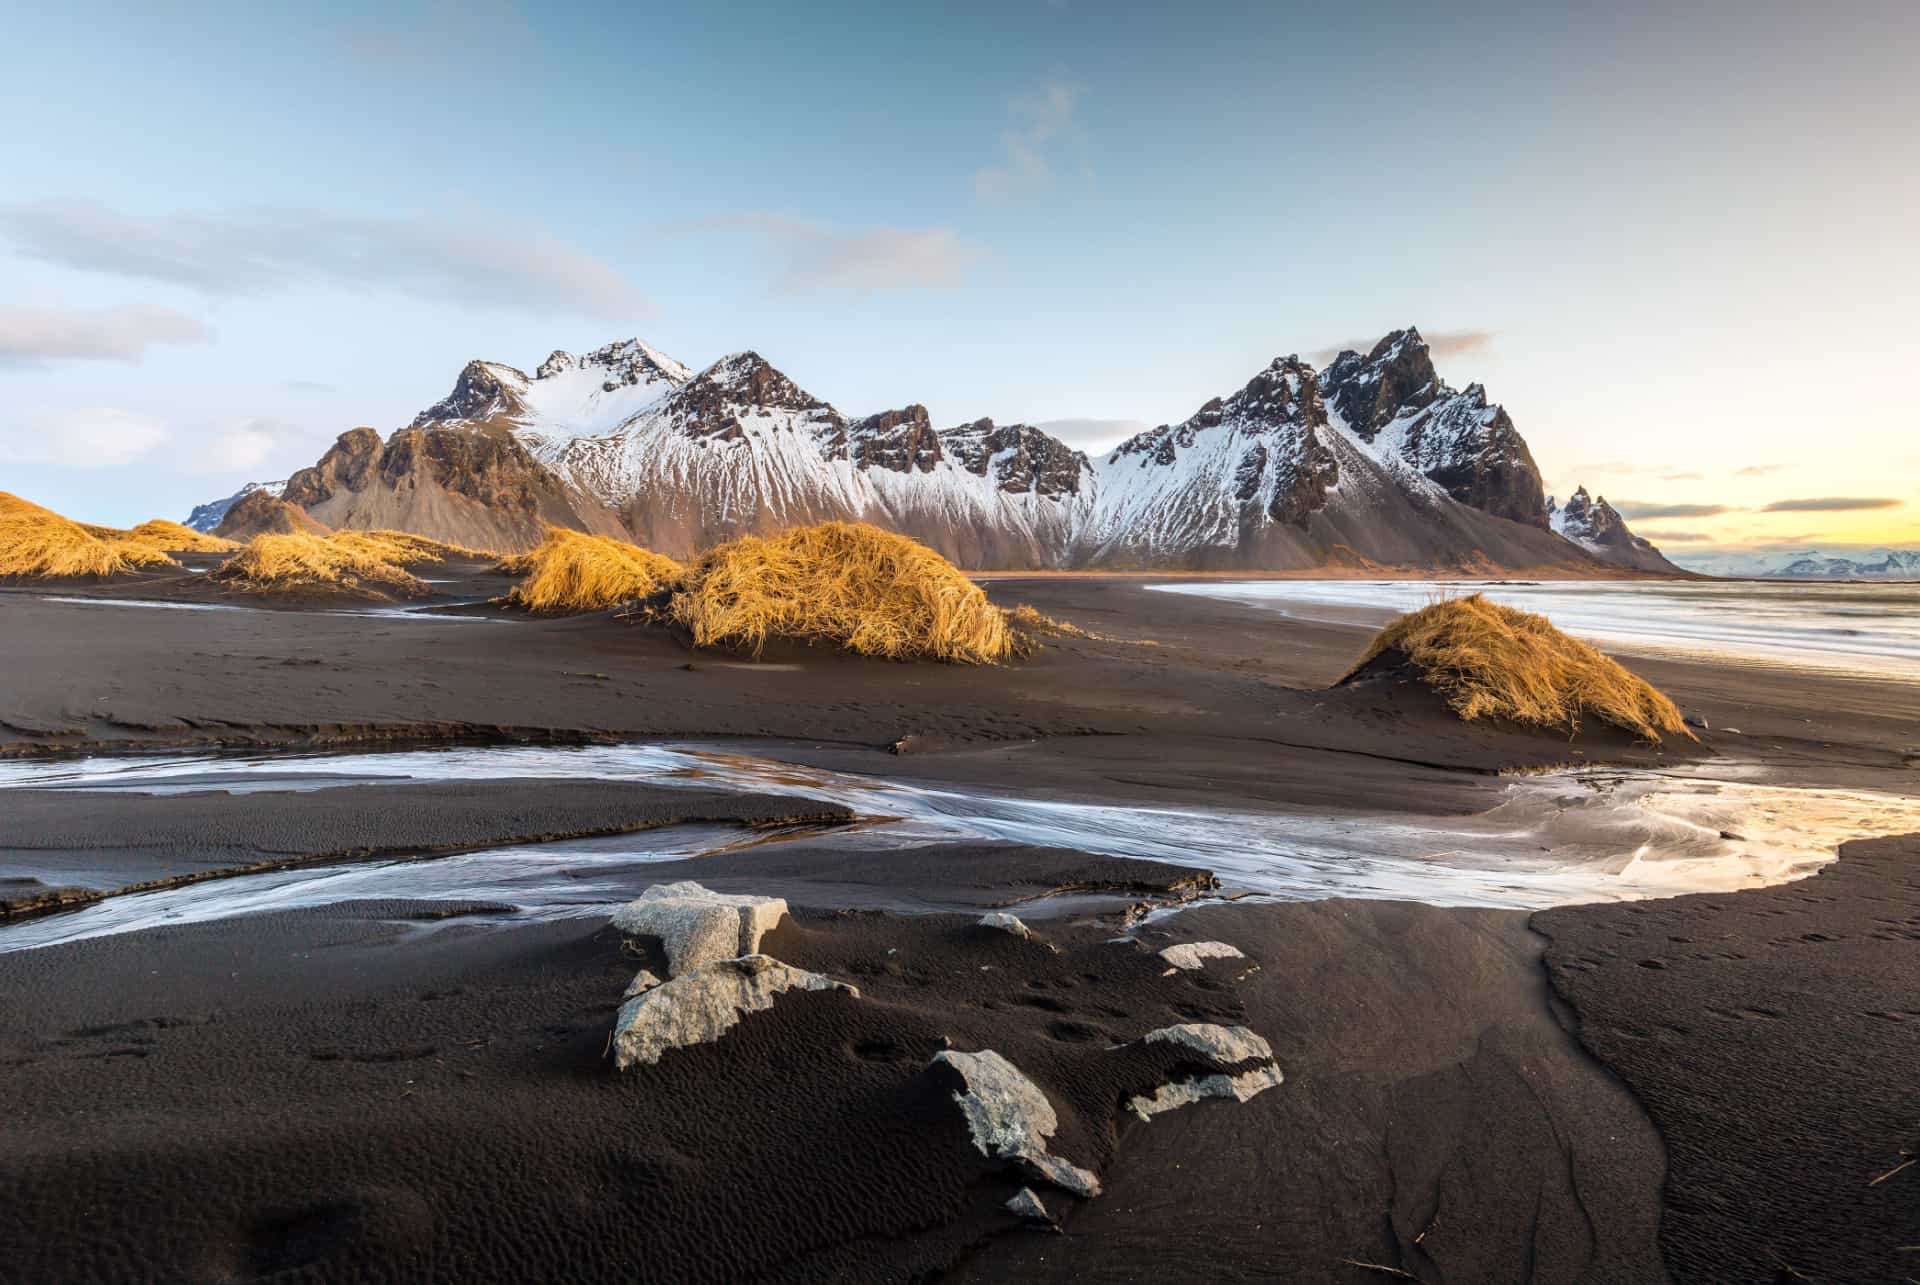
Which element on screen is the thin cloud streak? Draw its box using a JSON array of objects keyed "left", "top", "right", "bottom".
[
  {"left": 1309, "top": 329, "right": 1494, "bottom": 365},
  {"left": 0, "top": 304, "right": 211, "bottom": 366},
  {"left": 687, "top": 214, "right": 986, "bottom": 297},
  {"left": 0, "top": 200, "right": 651, "bottom": 320},
  {"left": 1761, "top": 496, "right": 1902, "bottom": 513},
  {"left": 973, "top": 81, "right": 1085, "bottom": 201},
  {"left": 1611, "top": 501, "right": 1735, "bottom": 519}
]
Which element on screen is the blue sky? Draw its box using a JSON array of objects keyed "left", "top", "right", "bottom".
[{"left": 3, "top": 0, "right": 1916, "bottom": 559}]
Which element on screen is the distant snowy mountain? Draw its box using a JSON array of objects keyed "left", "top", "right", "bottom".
[
  {"left": 196, "top": 327, "right": 1676, "bottom": 572},
  {"left": 1666, "top": 547, "right": 1920, "bottom": 580},
  {"left": 184, "top": 480, "right": 287, "bottom": 533},
  {"left": 1548, "top": 487, "right": 1684, "bottom": 574}
]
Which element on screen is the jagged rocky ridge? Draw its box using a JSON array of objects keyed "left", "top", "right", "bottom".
[
  {"left": 191, "top": 328, "right": 1678, "bottom": 571},
  {"left": 1550, "top": 487, "right": 1685, "bottom": 574}
]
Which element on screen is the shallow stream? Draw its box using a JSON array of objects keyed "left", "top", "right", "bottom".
[{"left": 4, "top": 743, "right": 1918, "bottom": 953}]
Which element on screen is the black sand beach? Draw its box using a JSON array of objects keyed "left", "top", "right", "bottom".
[{"left": 1, "top": 573, "right": 1915, "bottom": 1282}]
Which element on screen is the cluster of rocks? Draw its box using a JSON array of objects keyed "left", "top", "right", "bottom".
[{"left": 605, "top": 890, "right": 1284, "bottom": 1231}]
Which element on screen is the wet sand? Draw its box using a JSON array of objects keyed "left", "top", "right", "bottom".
[{"left": 1, "top": 572, "right": 1915, "bottom": 1281}]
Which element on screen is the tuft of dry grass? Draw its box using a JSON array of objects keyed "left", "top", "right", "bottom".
[
  {"left": 0, "top": 491, "right": 181, "bottom": 579},
  {"left": 668, "top": 521, "right": 1019, "bottom": 663},
  {"left": 209, "top": 532, "right": 426, "bottom": 597},
  {"left": 504, "top": 528, "right": 683, "bottom": 613},
  {"left": 1342, "top": 593, "right": 1692, "bottom": 742},
  {"left": 124, "top": 520, "right": 239, "bottom": 553},
  {"left": 330, "top": 530, "right": 496, "bottom": 565}
]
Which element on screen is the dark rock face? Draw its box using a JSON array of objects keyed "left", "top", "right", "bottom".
[
  {"left": 412, "top": 362, "right": 525, "bottom": 428},
  {"left": 841, "top": 405, "right": 944, "bottom": 473},
  {"left": 1550, "top": 487, "right": 1683, "bottom": 573},
  {"left": 211, "top": 489, "right": 330, "bottom": 541},
  {"left": 664, "top": 352, "right": 845, "bottom": 445},
  {"left": 1319, "top": 329, "right": 1550, "bottom": 529},
  {"left": 941, "top": 420, "right": 1090, "bottom": 498},
  {"left": 282, "top": 428, "right": 383, "bottom": 507}
]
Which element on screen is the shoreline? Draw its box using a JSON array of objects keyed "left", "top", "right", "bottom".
[{"left": 1, "top": 573, "right": 1914, "bottom": 1280}]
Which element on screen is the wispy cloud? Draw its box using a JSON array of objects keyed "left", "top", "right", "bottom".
[
  {"left": 0, "top": 200, "right": 651, "bottom": 320},
  {"left": 1610, "top": 500, "right": 1735, "bottom": 519},
  {"left": 692, "top": 214, "right": 986, "bottom": 297},
  {"left": 1735, "top": 463, "right": 1786, "bottom": 477},
  {"left": 1761, "top": 496, "right": 1902, "bottom": 513},
  {"left": 0, "top": 408, "right": 170, "bottom": 468},
  {"left": 0, "top": 304, "right": 211, "bottom": 366},
  {"left": 1034, "top": 417, "right": 1149, "bottom": 449},
  {"left": 1631, "top": 528, "right": 1717, "bottom": 543},
  {"left": 973, "top": 81, "right": 1085, "bottom": 201},
  {"left": 1310, "top": 329, "right": 1495, "bottom": 366},
  {"left": 192, "top": 421, "right": 280, "bottom": 474}
]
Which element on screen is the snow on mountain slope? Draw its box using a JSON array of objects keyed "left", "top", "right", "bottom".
[
  {"left": 202, "top": 327, "right": 1669, "bottom": 572},
  {"left": 1319, "top": 328, "right": 1550, "bottom": 527},
  {"left": 1548, "top": 487, "right": 1684, "bottom": 574}
]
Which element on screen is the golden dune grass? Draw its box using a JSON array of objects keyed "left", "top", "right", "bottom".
[
  {"left": 209, "top": 532, "right": 426, "bottom": 597},
  {"left": 504, "top": 528, "right": 683, "bottom": 613},
  {"left": 0, "top": 492, "right": 181, "bottom": 579},
  {"left": 330, "top": 530, "right": 496, "bottom": 565},
  {"left": 1343, "top": 593, "right": 1692, "bottom": 742},
  {"left": 668, "top": 521, "right": 1019, "bottom": 663},
  {"left": 124, "top": 520, "right": 239, "bottom": 553}
]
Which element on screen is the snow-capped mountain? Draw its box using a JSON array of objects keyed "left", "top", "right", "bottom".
[
  {"left": 1549, "top": 487, "right": 1683, "bottom": 574},
  {"left": 194, "top": 328, "right": 1681, "bottom": 573},
  {"left": 184, "top": 479, "right": 287, "bottom": 533},
  {"left": 1765, "top": 550, "right": 1920, "bottom": 580}
]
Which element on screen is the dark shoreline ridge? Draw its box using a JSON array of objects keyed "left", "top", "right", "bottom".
[{"left": 1, "top": 577, "right": 1916, "bottom": 1280}]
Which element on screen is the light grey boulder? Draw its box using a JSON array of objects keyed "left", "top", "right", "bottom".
[
  {"left": 610, "top": 881, "right": 789, "bottom": 977},
  {"left": 1157, "top": 940, "right": 1244, "bottom": 971},
  {"left": 611, "top": 954, "right": 858, "bottom": 1070},
  {"left": 1126, "top": 1023, "right": 1284, "bottom": 1121},
  {"left": 978, "top": 912, "right": 1034, "bottom": 940},
  {"left": 932, "top": 1049, "right": 1101, "bottom": 1198}
]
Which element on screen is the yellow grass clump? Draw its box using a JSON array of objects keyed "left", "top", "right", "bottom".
[
  {"left": 210, "top": 532, "right": 426, "bottom": 597},
  {"left": 124, "top": 520, "right": 239, "bottom": 553},
  {"left": 0, "top": 492, "right": 181, "bottom": 579},
  {"left": 504, "top": 529, "right": 684, "bottom": 613},
  {"left": 330, "top": 529, "right": 496, "bottom": 565},
  {"left": 1342, "top": 593, "right": 1692, "bottom": 742},
  {"left": 668, "top": 521, "right": 1019, "bottom": 664}
]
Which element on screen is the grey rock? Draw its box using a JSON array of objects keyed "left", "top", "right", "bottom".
[
  {"left": 1005, "top": 1187, "right": 1053, "bottom": 1223},
  {"left": 1126, "top": 1023, "right": 1284, "bottom": 1121},
  {"left": 978, "top": 912, "right": 1034, "bottom": 940},
  {"left": 610, "top": 881, "right": 789, "bottom": 976},
  {"left": 621, "top": 968, "right": 663, "bottom": 999},
  {"left": 1158, "top": 940, "right": 1245, "bottom": 971},
  {"left": 611, "top": 954, "right": 857, "bottom": 1070},
  {"left": 1685, "top": 713, "right": 1709, "bottom": 730},
  {"left": 932, "top": 1048, "right": 1101, "bottom": 1198}
]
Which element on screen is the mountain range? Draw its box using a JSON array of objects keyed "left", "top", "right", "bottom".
[{"left": 189, "top": 328, "right": 1680, "bottom": 574}]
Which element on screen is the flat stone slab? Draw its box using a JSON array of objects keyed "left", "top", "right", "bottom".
[
  {"left": 611, "top": 881, "right": 789, "bottom": 976},
  {"left": 611, "top": 954, "right": 857, "bottom": 1070},
  {"left": 932, "top": 1048, "right": 1101, "bottom": 1198},
  {"left": 1158, "top": 940, "right": 1245, "bottom": 971}
]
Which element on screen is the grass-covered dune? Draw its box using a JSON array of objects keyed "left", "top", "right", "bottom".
[
  {"left": 0, "top": 492, "right": 182, "bottom": 579},
  {"left": 208, "top": 532, "right": 427, "bottom": 599},
  {"left": 503, "top": 529, "right": 683, "bottom": 613},
  {"left": 666, "top": 521, "right": 1023, "bottom": 664},
  {"left": 1342, "top": 593, "right": 1691, "bottom": 742}
]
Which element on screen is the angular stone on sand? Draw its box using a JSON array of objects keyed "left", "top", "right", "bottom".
[
  {"left": 622, "top": 968, "right": 663, "bottom": 999},
  {"left": 610, "top": 881, "right": 789, "bottom": 977},
  {"left": 1005, "top": 1187, "right": 1053, "bottom": 1223},
  {"left": 611, "top": 954, "right": 857, "bottom": 1070},
  {"left": 1157, "top": 940, "right": 1244, "bottom": 970},
  {"left": 931, "top": 1048, "right": 1101, "bottom": 1198},
  {"left": 1127, "top": 1023, "right": 1284, "bottom": 1121},
  {"left": 978, "top": 912, "right": 1034, "bottom": 940}
]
